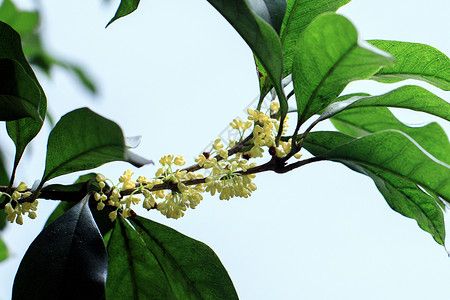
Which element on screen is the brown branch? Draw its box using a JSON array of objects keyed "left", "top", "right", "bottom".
[{"left": 0, "top": 155, "right": 326, "bottom": 209}]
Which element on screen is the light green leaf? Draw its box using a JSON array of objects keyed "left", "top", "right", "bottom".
[
  {"left": 334, "top": 85, "right": 450, "bottom": 122},
  {"left": 208, "top": 0, "right": 288, "bottom": 120},
  {"left": 0, "top": 236, "right": 7, "bottom": 262},
  {"left": 331, "top": 107, "right": 450, "bottom": 164},
  {"left": 0, "top": 0, "right": 97, "bottom": 94},
  {"left": 42, "top": 108, "right": 152, "bottom": 182},
  {"left": 0, "top": 0, "right": 39, "bottom": 37},
  {"left": 130, "top": 216, "right": 239, "bottom": 299},
  {"left": 106, "top": 0, "right": 140, "bottom": 27},
  {"left": 370, "top": 40, "right": 450, "bottom": 90},
  {"left": 303, "top": 131, "right": 446, "bottom": 245},
  {"left": 280, "top": 0, "right": 351, "bottom": 77},
  {"left": 292, "top": 13, "right": 395, "bottom": 124}
]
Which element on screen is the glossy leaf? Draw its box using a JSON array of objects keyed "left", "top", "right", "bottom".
[
  {"left": 107, "top": 0, "right": 140, "bottom": 27},
  {"left": 0, "top": 237, "right": 7, "bottom": 262},
  {"left": 0, "top": 58, "right": 41, "bottom": 121},
  {"left": 42, "top": 108, "right": 152, "bottom": 182},
  {"left": 107, "top": 215, "right": 238, "bottom": 299},
  {"left": 331, "top": 107, "right": 450, "bottom": 164},
  {"left": 41, "top": 173, "right": 101, "bottom": 209},
  {"left": 292, "top": 13, "right": 395, "bottom": 124},
  {"left": 334, "top": 85, "right": 450, "bottom": 122},
  {"left": 247, "top": 0, "right": 286, "bottom": 34},
  {"left": 130, "top": 216, "right": 239, "bottom": 299},
  {"left": 12, "top": 195, "right": 108, "bottom": 299},
  {"left": 1, "top": 20, "right": 47, "bottom": 175},
  {"left": 280, "top": 0, "right": 351, "bottom": 77},
  {"left": 106, "top": 217, "right": 174, "bottom": 299},
  {"left": 208, "top": 0, "right": 288, "bottom": 119},
  {"left": 303, "top": 131, "right": 447, "bottom": 245},
  {"left": 370, "top": 40, "right": 450, "bottom": 90}
]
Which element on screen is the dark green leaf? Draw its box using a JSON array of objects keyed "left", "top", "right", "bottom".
[
  {"left": 303, "top": 131, "right": 447, "bottom": 245},
  {"left": 41, "top": 173, "right": 101, "bottom": 206},
  {"left": 331, "top": 107, "right": 450, "bottom": 164},
  {"left": 292, "top": 13, "right": 395, "bottom": 124},
  {"left": 106, "top": 217, "right": 174, "bottom": 299},
  {"left": 0, "top": 149, "right": 8, "bottom": 231},
  {"left": 130, "top": 216, "right": 239, "bottom": 299},
  {"left": 42, "top": 108, "right": 152, "bottom": 182},
  {"left": 0, "top": 58, "right": 41, "bottom": 121},
  {"left": 280, "top": 0, "right": 351, "bottom": 77},
  {"left": 247, "top": 0, "right": 286, "bottom": 34},
  {"left": 45, "top": 201, "right": 114, "bottom": 237},
  {"left": 44, "top": 201, "right": 76, "bottom": 227},
  {"left": 370, "top": 40, "right": 450, "bottom": 90},
  {"left": 208, "top": 0, "right": 288, "bottom": 119},
  {"left": 0, "top": 210, "right": 6, "bottom": 231},
  {"left": 1, "top": 20, "right": 47, "bottom": 174},
  {"left": 106, "top": 0, "right": 140, "bottom": 27},
  {"left": 334, "top": 85, "right": 450, "bottom": 122},
  {"left": 13, "top": 195, "right": 108, "bottom": 299},
  {"left": 0, "top": 236, "right": 7, "bottom": 262}
]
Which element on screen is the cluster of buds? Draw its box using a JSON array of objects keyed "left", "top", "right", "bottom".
[
  {"left": 2, "top": 101, "right": 303, "bottom": 224},
  {"left": 2, "top": 182, "right": 38, "bottom": 225},
  {"left": 90, "top": 102, "right": 303, "bottom": 220}
]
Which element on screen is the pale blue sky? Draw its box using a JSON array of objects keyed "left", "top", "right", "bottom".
[{"left": 1, "top": 0, "right": 450, "bottom": 299}]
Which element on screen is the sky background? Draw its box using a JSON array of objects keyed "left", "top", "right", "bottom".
[{"left": 1, "top": 0, "right": 450, "bottom": 299}]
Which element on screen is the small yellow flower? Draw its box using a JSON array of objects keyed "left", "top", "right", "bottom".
[
  {"left": 16, "top": 182, "right": 28, "bottom": 192},
  {"left": 213, "top": 138, "right": 224, "bottom": 150},
  {"left": 174, "top": 155, "right": 186, "bottom": 166},
  {"left": 109, "top": 210, "right": 118, "bottom": 222},
  {"left": 270, "top": 100, "right": 280, "bottom": 112}
]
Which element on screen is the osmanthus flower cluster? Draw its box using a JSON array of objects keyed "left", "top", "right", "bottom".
[
  {"left": 91, "top": 100, "right": 303, "bottom": 220},
  {"left": 1, "top": 102, "right": 303, "bottom": 222},
  {"left": 1, "top": 182, "right": 39, "bottom": 225}
]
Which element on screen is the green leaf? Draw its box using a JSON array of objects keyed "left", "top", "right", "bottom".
[
  {"left": 107, "top": 215, "right": 238, "bottom": 299},
  {"left": 280, "top": 0, "right": 351, "bottom": 77},
  {"left": 208, "top": 0, "right": 288, "bottom": 120},
  {"left": 292, "top": 13, "right": 395, "bottom": 124},
  {"left": 41, "top": 173, "right": 102, "bottom": 209},
  {"left": 42, "top": 108, "right": 152, "bottom": 182},
  {"left": 0, "top": 0, "right": 39, "bottom": 37},
  {"left": 130, "top": 216, "right": 239, "bottom": 299},
  {"left": 0, "top": 236, "right": 8, "bottom": 262},
  {"left": 331, "top": 107, "right": 450, "bottom": 164},
  {"left": 0, "top": 149, "right": 8, "bottom": 231},
  {"left": 370, "top": 40, "right": 450, "bottom": 90},
  {"left": 0, "top": 58, "right": 41, "bottom": 121},
  {"left": 0, "top": 1, "right": 97, "bottom": 94},
  {"left": 44, "top": 174, "right": 114, "bottom": 237},
  {"left": 106, "top": 217, "right": 174, "bottom": 299},
  {"left": 303, "top": 131, "right": 447, "bottom": 245},
  {"left": 12, "top": 194, "right": 108, "bottom": 299},
  {"left": 44, "top": 201, "right": 76, "bottom": 227},
  {"left": 247, "top": 0, "right": 287, "bottom": 34},
  {"left": 106, "top": 0, "right": 140, "bottom": 27},
  {"left": 334, "top": 85, "right": 450, "bottom": 122},
  {"left": 1, "top": 20, "right": 47, "bottom": 175}
]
